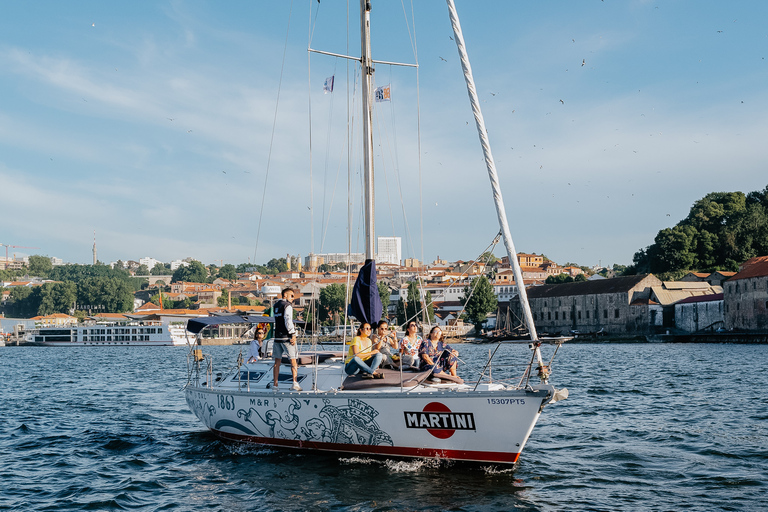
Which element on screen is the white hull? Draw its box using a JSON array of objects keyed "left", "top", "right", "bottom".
[
  {"left": 40, "top": 340, "right": 180, "bottom": 347},
  {"left": 184, "top": 358, "right": 557, "bottom": 464}
]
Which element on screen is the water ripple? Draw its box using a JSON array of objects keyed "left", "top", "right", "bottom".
[{"left": 1, "top": 343, "right": 767, "bottom": 510}]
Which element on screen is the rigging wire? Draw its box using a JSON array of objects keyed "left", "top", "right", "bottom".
[{"left": 253, "top": 0, "right": 294, "bottom": 265}]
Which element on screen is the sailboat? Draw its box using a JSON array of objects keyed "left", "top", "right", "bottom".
[{"left": 183, "top": 0, "right": 567, "bottom": 465}]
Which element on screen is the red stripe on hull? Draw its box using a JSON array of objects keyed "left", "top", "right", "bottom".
[{"left": 214, "top": 430, "right": 520, "bottom": 464}]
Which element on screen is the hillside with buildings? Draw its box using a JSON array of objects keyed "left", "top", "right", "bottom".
[{"left": 2, "top": 235, "right": 768, "bottom": 340}]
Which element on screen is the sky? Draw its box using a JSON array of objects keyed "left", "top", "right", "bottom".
[{"left": 2, "top": 0, "right": 767, "bottom": 270}]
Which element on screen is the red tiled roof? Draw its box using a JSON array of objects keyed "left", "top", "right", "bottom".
[{"left": 730, "top": 256, "right": 768, "bottom": 281}]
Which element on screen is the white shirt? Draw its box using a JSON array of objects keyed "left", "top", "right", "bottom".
[{"left": 247, "top": 338, "right": 261, "bottom": 361}]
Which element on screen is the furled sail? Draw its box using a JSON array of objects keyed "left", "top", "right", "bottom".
[{"left": 348, "top": 259, "right": 382, "bottom": 325}]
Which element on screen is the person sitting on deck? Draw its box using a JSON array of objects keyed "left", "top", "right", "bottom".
[
  {"left": 345, "top": 323, "right": 384, "bottom": 379},
  {"left": 398, "top": 321, "right": 423, "bottom": 370},
  {"left": 419, "top": 326, "right": 459, "bottom": 378},
  {"left": 372, "top": 319, "right": 399, "bottom": 369},
  {"left": 247, "top": 327, "right": 266, "bottom": 363}
]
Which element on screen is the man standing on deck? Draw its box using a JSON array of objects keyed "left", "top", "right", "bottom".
[{"left": 272, "top": 287, "right": 302, "bottom": 391}]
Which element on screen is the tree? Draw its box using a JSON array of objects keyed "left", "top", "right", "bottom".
[
  {"left": 6, "top": 286, "right": 38, "bottom": 317},
  {"left": 217, "top": 264, "right": 237, "bottom": 281},
  {"left": 424, "top": 290, "right": 435, "bottom": 323},
  {"left": 631, "top": 185, "right": 768, "bottom": 274},
  {"left": 28, "top": 255, "right": 53, "bottom": 277},
  {"left": 461, "top": 275, "right": 497, "bottom": 333},
  {"left": 399, "top": 281, "right": 433, "bottom": 325},
  {"left": 37, "top": 282, "right": 77, "bottom": 315},
  {"left": 135, "top": 264, "right": 150, "bottom": 276},
  {"left": 217, "top": 289, "right": 230, "bottom": 307},
  {"left": 150, "top": 263, "right": 167, "bottom": 275},
  {"left": 378, "top": 282, "right": 391, "bottom": 320},
  {"left": 319, "top": 283, "right": 347, "bottom": 324},
  {"left": 265, "top": 258, "right": 288, "bottom": 274},
  {"left": 77, "top": 276, "right": 134, "bottom": 313},
  {"left": 546, "top": 274, "right": 574, "bottom": 285},
  {"left": 478, "top": 251, "right": 499, "bottom": 265},
  {"left": 172, "top": 260, "right": 208, "bottom": 283},
  {"left": 395, "top": 297, "right": 408, "bottom": 326}
]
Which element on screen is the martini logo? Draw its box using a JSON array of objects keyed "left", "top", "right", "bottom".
[{"left": 404, "top": 402, "right": 475, "bottom": 439}]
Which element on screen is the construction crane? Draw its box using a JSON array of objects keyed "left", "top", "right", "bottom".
[{"left": 0, "top": 244, "right": 41, "bottom": 264}]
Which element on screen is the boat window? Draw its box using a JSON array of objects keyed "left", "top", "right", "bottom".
[{"left": 234, "top": 371, "right": 266, "bottom": 382}]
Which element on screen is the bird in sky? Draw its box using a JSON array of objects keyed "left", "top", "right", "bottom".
[
  {"left": 439, "top": 56, "right": 447, "bottom": 62},
  {"left": 582, "top": 59, "right": 586, "bottom": 66}
]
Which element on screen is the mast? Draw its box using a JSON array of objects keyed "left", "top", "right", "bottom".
[
  {"left": 445, "top": 1, "right": 540, "bottom": 344},
  {"left": 360, "top": 0, "right": 375, "bottom": 260}
]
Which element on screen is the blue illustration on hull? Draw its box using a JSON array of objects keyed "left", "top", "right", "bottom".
[{"left": 214, "top": 419, "right": 258, "bottom": 436}]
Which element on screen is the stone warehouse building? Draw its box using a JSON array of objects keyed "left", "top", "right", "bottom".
[
  {"left": 724, "top": 256, "right": 768, "bottom": 331},
  {"left": 526, "top": 275, "right": 663, "bottom": 336}
]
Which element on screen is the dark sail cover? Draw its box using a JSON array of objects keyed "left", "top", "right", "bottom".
[{"left": 349, "top": 258, "right": 382, "bottom": 325}]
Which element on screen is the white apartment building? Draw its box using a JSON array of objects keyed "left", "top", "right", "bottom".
[
  {"left": 139, "top": 257, "right": 162, "bottom": 269},
  {"left": 376, "top": 236, "right": 401, "bottom": 266}
]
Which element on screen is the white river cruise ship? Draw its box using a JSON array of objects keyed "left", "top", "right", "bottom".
[{"left": 27, "top": 322, "right": 189, "bottom": 347}]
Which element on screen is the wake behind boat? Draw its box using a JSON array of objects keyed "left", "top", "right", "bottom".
[{"left": 184, "top": 0, "right": 568, "bottom": 465}]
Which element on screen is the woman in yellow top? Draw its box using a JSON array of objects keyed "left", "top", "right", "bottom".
[{"left": 345, "top": 323, "right": 385, "bottom": 379}]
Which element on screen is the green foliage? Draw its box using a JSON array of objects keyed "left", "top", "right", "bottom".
[
  {"left": 395, "top": 297, "right": 407, "bottom": 326},
  {"left": 77, "top": 276, "right": 134, "bottom": 313},
  {"left": 135, "top": 264, "right": 150, "bottom": 276},
  {"left": 319, "top": 283, "right": 347, "bottom": 324},
  {"left": 378, "top": 282, "right": 390, "bottom": 319},
  {"left": 574, "top": 274, "right": 588, "bottom": 282},
  {"left": 217, "top": 264, "right": 238, "bottom": 281},
  {"left": 6, "top": 286, "right": 37, "bottom": 317},
  {"left": 461, "top": 276, "right": 498, "bottom": 333},
  {"left": 424, "top": 291, "right": 435, "bottom": 323},
  {"left": 37, "top": 282, "right": 77, "bottom": 315},
  {"left": 396, "top": 281, "right": 433, "bottom": 325},
  {"left": 266, "top": 258, "right": 288, "bottom": 274},
  {"left": 478, "top": 251, "right": 499, "bottom": 265},
  {"left": 28, "top": 255, "right": 53, "bottom": 277},
  {"left": 150, "top": 263, "right": 168, "bottom": 275},
  {"left": 5, "top": 263, "right": 138, "bottom": 317},
  {"left": 546, "top": 274, "right": 574, "bottom": 285},
  {"left": 632, "top": 186, "right": 768, "bottom": 275},
  {"left": 0, "top": 268, "right": 25, "bottom": 281},
  {"left": 49, "top": 263, "right": 131, "bottom": 282},
  {"left": 171, "top": 260, "right": 208, "bottom": 283}
]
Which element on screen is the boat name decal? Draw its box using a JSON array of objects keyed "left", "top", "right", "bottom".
[{"left": 404, "top": 402, "right": 475, "bottom": 439}]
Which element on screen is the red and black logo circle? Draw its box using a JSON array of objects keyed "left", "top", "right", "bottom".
[{"left": 404, "top": 402, "right": 476, "bottom": 439}]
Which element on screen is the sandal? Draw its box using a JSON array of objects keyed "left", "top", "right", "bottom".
[
  {"left": 360, "top": 373, "right": 374, "bottom": 379},
  {"left": 372, "top": 372, "right": 385, "bottom": 379}
]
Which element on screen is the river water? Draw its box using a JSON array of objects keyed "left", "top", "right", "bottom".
[{"left": 1, "top": 342, "right": 765, "bottom": 511}]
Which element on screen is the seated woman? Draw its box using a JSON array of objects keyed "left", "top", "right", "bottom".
[
  {"left": 247, "top": 328, "right": 266, "bottom": 363},
  {"left": 345, "top": 323, "right": 384, "bottom": 379},
  {"left": 372, "top": 319, "right": 399, "bottom": 368},
  {"left": 419, "top": 326, "right": 459, "bottom": 378},
  {"left": 399, "top": 321, "right": 423, "bottom": 370}
]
